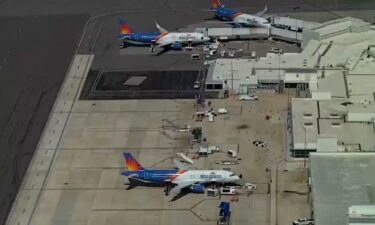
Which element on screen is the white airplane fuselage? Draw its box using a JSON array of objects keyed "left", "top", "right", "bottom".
[
  {"left": 156, "top": 32, "right": 210, "bottom": 46},
  {"left": 233, "top": 13, "right": 271, "bottom": 28},
  {"left": 170, "top": 170, "right": 241, "bottom": 184}
]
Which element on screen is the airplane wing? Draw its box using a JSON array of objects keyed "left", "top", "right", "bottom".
[
  {"left": 155, "top": 41, "right": 174, "bottom": 48},
  {"left": 128, "top": 176, "right": 154, "bottom": 183},
  {"left": 170, "top": 180, "right": 199, "bottom": 194},
  {"left": 173, "top": 158, "right": 188, "bottom": 171},
  {"left": 255, "top": 5, "right": 268, "bottom": 16},
  {"left": 155, "top": 21, "right": 168, "bottom": 33}
]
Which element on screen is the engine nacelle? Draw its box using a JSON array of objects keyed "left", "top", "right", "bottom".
[
  {"left": 171, "top": 42, "right": 183, "bottom": 50},
  {"left": 190, "top": 184, "right": 205, "bottom": 193}
]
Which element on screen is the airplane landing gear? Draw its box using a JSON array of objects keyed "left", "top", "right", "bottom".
[
  {"left": 150, "top": 41, "right": 156, "bottom": 53},
  {"left": 164, "top": 179, "right": 171, "bottom": 196},
  {"left": 121, "top": 42, "right": 128, "bottom": 49}
]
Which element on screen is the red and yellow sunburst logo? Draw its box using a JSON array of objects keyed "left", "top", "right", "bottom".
[
  {"left": 212, "top": 0, "right": 221, "bottom": 8},
  {"left": 124, "top": 153, "right": 143, "bottom": 171},
  {"left": 120, "top": 24, "right": 133, "bottom": 34}
]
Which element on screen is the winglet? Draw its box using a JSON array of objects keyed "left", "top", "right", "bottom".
[{"left": 155, "top": 21, "right": 168, "bottom": 33}]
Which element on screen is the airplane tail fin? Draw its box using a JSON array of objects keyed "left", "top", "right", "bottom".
[
  {"left": 211, "top": 0, "right": 222, "bottom": 9},
  {"left": 255, "top": 4, "right": 268, "bottom": 16},
  {"left": 119, "top": 18, "right": 133, "bottom": 35},
  {"left": 155, "top": 21, "right": 168, "bottom": 33},
  {"left": 123, "top": 152, "right": 144, "bottom": 171}
]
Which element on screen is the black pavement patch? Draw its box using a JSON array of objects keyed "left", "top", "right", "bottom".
[{"left": 80, "top": 70, "right": 205, "bottom": 100}]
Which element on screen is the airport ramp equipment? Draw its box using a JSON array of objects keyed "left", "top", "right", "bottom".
[{"left": 218, "top": 202, "right": 231, "bottom": 225}]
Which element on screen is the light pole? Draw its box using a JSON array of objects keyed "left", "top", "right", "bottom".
[
  {"left": 275, "top": 158, "right": 284, "bottom": 225},
  {"left": 278, "top": 52, "right": 281, "bottom": 93},
  {"left": 231, "top": 60, "right": 234, "bottom": 90},
  {"left": 293, "top": 6, "right": 300, "bottom": 43},
  {"left": 304, "top": 126, "right": 308, "bottom": 167}
]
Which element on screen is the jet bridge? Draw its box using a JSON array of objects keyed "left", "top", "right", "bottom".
[
  {"left": 193, "top": 16, "right": 310, "bottom": 43},
  {"left": 195, "top": 27, "right": 269, "bottom": 40},
  {"left": 271, "top": 16, "right": 304, "bottom": 30}
]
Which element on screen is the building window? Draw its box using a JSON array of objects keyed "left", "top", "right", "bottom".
[
  {"left": 331, "top": 122, "right": 341, "bottom": 127},
  {"left": 304, "top": 122, "right": 313, "bottom": 127},
  {"left": 303, "top": 113, "right": 312, "bottom": 118},
  {"left": 214, "top": 84, "right": 223, "bottom": 89},
  {"left": 206, "top": 84, "right": 223, "bottom": 90}
]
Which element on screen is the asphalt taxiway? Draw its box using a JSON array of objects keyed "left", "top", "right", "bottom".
[{"left": 0, "top": 15, "right": 87, "bottom": 224}]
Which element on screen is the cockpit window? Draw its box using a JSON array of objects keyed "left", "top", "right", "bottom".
[{"left": 229, "top": 173, "right": 236, "bottom": 176}]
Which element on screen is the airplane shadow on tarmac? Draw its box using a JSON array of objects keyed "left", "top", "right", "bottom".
[{"left": 124, "top": 178, "right": 193, "bottom": 202}]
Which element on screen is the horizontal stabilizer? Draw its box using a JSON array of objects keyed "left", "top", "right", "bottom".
[{"left": 173, "top": 158, "right": 188, "bottom": 170}]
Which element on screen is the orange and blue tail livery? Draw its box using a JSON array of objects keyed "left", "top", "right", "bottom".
[
  {"left": 212, "top": 0, "right": 222, "bottom": 9},
  {"left": 119, "top": 18, "right": 133, "bottom": 35},
  {"left": 124, "top": 152, "right": 144, "bottom": 171}
]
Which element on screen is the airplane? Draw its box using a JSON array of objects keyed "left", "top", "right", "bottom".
[
  {"left": 121, "top": 152, "right": 242, "bottom": 197},
  {"left": 117, "top": 18, "right": 160, "bottom": 48},
  {"left": 151, "top": 22, "right": 211, "bottom": 53},
  {"left": 210, "top": 0, "right": 271, "bottom": 28}
]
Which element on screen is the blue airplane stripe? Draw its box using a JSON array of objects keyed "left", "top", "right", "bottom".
[
  {"left": 122, "top": 169, "right": 180, "bottom": 183},
  {"left": 118, "top": 31, "right": 160, "bottom": 44},
  {"left": 216, "top": 7, "right": 240, "bottom": 19}
]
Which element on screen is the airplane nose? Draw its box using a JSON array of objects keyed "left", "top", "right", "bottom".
[{"left": 239, "top": 174, "right": 243, "bottom": 179}]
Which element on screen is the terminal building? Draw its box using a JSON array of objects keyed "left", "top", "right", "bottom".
[
  {"left": 310, "top": 153, "right": 375, "bottom": 225},
  {"left": 205, "top": 17, "right": 375, "bottom": 158}
]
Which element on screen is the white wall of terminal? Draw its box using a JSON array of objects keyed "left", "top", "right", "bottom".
[
  {"left": 347, "top": 104, "right": 375, "bottom": 122},
  {"left": 207, "top": 60, "right": 321, "bottom": 92},
  {"left": 302, "top": 17, "right": 371, "bottom": 47},
  {"left": 348, "top": 205, "right": 375, "bottom": 225},
  {"left": 207, "top": 17, "right": 375, "bottom": 90},
  {"left": 291, "top": 99, "right": 319, "bottom": 150}
]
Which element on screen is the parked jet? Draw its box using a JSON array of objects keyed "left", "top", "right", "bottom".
[
  {"left": 118, "top": 18, "right": 160, "bottom": 48},
  {"left": 121, "top": 152, "right": 242, "bottom": 196},
  {"left": 151, "top": 22, "right": 211, "bottom": 53},
  {"left": 210, "top": 0, "right": 271, "bottom": 28}
]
